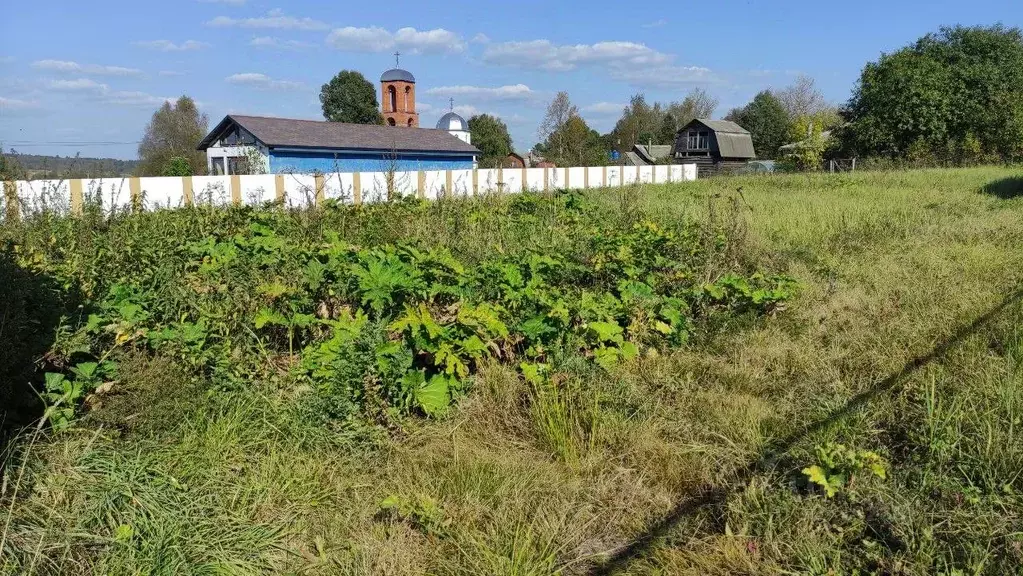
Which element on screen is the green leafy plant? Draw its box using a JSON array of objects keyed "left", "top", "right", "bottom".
[{"left": 802, "top": 443, "right": 888, "bottom": 498}]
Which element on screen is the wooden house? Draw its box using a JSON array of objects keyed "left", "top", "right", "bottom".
[{"left": 671, "top": 119, "right": 756, "bottom": 176}]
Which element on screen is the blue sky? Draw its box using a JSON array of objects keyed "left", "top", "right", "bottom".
[{"left": 0, "top": 0, "right": 1018, "bottom": 159}]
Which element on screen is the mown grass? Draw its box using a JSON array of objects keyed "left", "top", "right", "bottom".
[{"left": 4, "top": 166, "right": 1023, "bottom": 575}]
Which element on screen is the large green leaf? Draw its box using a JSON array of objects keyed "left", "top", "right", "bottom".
[{"left": 414, "top": 374, "right": 453, "bottom": 417}]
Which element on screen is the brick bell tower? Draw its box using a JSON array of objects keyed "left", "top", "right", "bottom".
[{"left": 380, "top": 52, "right": 418, "bottom": 127}]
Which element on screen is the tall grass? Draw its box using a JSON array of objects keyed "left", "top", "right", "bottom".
[{"left": 4, "top": 166, "right": 1023, "bottom": 575}]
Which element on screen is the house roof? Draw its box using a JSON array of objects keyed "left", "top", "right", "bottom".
[
  {"left": 678, "top": 118, "right": 756, "bottom": 159},
  {"left": 633, "top": 144, "right": 672, "bottom": 165},
  {"left": 197, "top": 115, "right": 479, "bottom": 155}
]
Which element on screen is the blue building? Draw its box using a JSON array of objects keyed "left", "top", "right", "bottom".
[{"left": 197, "top": 65, "right": 479, "bottom": 175}]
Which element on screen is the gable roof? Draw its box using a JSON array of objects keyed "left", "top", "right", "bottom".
[
  {"left": 633, "top": 144, "right": 672, "bottom": 164},
  {"left": 678, "top": 118, "right": 756, "bottom": 159},
  {"left": 197, "top": 115, "right": 479, "bottom": 155}
]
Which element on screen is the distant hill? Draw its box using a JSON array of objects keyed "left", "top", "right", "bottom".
[{"left": 4, "top": 153, "right": 139, "bottom": 179}]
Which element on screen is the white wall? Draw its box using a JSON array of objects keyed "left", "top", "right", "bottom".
[{"left": 4, "top": 164, "right": 697, "bottom": 217}]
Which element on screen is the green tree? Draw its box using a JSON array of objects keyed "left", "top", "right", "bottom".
[
  {"left": 467, "top": 114, "right": 513, "bottom": 167},
  {"left": 541, "top": 115, "right": 604, "bottom": 167},
  {"left": 725, "top": 91, "right": 791, "bottom": 159},
  {"left": 612, "top": 94, "right": 662, "bottom": 151},
  {"left": 537, "top": 91, "right": 577, "bottom": 161},
  {"left": 320, "top": 70, "right": 383, "bottom": 124},
  {"left": 662, "top": 88, "right": 719, "bottom": 141},
  {"left": 137, "top": 96, "right": 208, "bottom": 177},
  {"left": 843, "top": 25, "right": 1023, "bottom": 162}
]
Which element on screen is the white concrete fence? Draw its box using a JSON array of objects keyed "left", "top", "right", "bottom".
[{"left": 2, "top": 164, "right": 697, "bottom": 218}]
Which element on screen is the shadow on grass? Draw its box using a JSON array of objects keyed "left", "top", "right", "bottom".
[
  {"left": 981, "top": 176, "right": 1023, "bottom": 199},
  {"left": 587, "top": 285, "right": 1023, "bottom": 575},
  {"left": 0, "top": 245, "right": 75, "bottom": 458}
]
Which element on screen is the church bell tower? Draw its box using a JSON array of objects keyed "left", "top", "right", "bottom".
[{"left": 380, "top": 52, "right": 418, "bottom": 127}]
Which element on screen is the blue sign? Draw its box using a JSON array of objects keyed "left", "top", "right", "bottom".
[{"left": 610, "top": 150, "right": 620, "bottom": 161}]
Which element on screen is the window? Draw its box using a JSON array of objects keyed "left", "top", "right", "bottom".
[
  {"left": 388, "top": 85, "right": 397, "bottom": 112},
  {"left": 687, "top": 130, "right": 709, "bottom": 149},
  {"left": 387, "top": 117, "right": 396, "bottom": 126},
  {"left": 228, "top": 156, "right": 250, "bottom": 175},
  {"left": 404, "top": 86, "right": 411, "bottom": 111},
  {"left": 407, "top": 118, "right": 414, "bottom": 127},
  {"left": 211, "top": 157, "right": 225, "bottom": 175}
]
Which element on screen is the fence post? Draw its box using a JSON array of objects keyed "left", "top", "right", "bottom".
[
  {"left": 353, "top": 172, "right": 362, "bottom": 205},
  {"left": 472, "top": 169, "right": 478, "bottom": 196},
  {"left": 129, "top": 177, "right": 142, "bottom": 212},
  {"left": 543, "top": 167, "right": 549, "bottom": 191},
  {"left": 445, "top": 170, "right": 453, "bottom": 198},
  {"left": 182, "top": 176, "right": 194, "bottom": 206},
  {"left": 70, "top": 179, "right": 83, "bottom": 215},
  {"left": 314, "top": 174, "right": 325, "bottom": 206},
  {"left": 497, "top": 166, "right": 503, "bottom": 193},
  {"left": 417, "top": 171, "right": 426, "bottom": 199},
  {"left": 231, "top": 174, "right": 242, "bottom": 205},
  {"left": 274, "top": 174, "right": 285, "bottom": 203},
  {"left": 602, "top": 165, "right": 608, "bottom": 188},
  {"left": 583, "top": 167, "right": 589, "bottom": 189},
  {"left": 3, "top": 180, "right": 17, "bottom": 223},
  {"left": 521, "top": 166, "right": 527, "bottom": 192}
]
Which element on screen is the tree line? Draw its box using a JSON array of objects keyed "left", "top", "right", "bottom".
[{"left": 120, "top": 23, "right": 1022, "bottom": 177}]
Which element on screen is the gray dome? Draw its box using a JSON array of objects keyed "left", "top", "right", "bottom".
[
  {"left": 437, "top": 112, "right": 468, "bottom": 131},
  {"left": 380, "top": 68, "right": 415, "bottom": 83}
]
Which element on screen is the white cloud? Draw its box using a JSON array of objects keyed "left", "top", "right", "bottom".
[
  {"left": 471, "top": 33, "right": 490, "bottom": 44},
  {"left": 32, "top": 59, "right": 143, "bottom": 77},
  {"left": 104, "top": 91, "right": 174, "bottom": 107},
  {"left": 452, "top": 104, "right": 479, "bottom": 118},
  {"left": 133, "top": 40, "right": 209, "bottom": 52},
  {"left": 49, "top": 78, "right": 109, "bottom": 92},
  {"left": 425, "top": 84, "right": 534, "bottom": 101},
  {"left": 226, "top": 72, "right": 305, "bottom": 90},
  {"left": 250, "top": 36, "right": 314, "bottom": 49},
  {"left": 45, "top": 78, "right": 171, "bottom": 107},
  {"left": 642, "top": 19, "right": 667, "bottom": 28},
  {"left": 206, "top": 9, "right": 329, "bottom": 31},
  {"left": 482, "top": 39, "right": 715, "bottom": 88},
  {"left": 582, "top": 101, "right": 625, "bottom": 115},
  {"left": 482, "top": 40, "right": 670, "bottom": 72},
  {"left": 0, "top": 96, "right": 42, "bottom": 112},
  {"left": 326, "top": 26, "right": 465, "bottom": 54},
  {"left": 158, "top": 70, "right": 186, "bottom": 77}
]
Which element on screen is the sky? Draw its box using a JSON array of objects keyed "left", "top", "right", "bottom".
[{"left": 0, "top": 0, "right": 1019, "bottom": 160}]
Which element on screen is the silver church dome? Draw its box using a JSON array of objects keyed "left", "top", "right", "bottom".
[
  {"left": 380, "top": 68, "right": 415, "bottom": 83},
  {"left": 437, "top": 111, "right": 468, "bottom": 131}
]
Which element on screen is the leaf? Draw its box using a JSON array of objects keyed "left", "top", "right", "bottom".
[
  {"left": 588, "top": 321, "right": 623, "bottom": 344},
  {"left": 803, "top": 465, "right": 829, "bottom": 489},
  {"left": 520, "top": 362, "right": 548, "bottom": 385},
  {"left": 114, "top": 524, "right": 134, "bottom": 544},
  {"left": 44, "top": 372, "right": 66, "bottom": 392},
  {"left": 619, "top": 341, "right": 639, "bottom": 360},
  {"left": 593, "top": 347, "right": 620, "bottom": 371},
  {"left": 254, "top": 308, "right": 287, "bottom": 329},
  {"left": 71, "top": 362, "right": 99, "bottom": 380},
  {"left": 414, "top": 374, "right": 452, "bottom": 417}
]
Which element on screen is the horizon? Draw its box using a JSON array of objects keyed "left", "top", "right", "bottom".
[{"left": 1, "top": 0, "right": 1019, "bottom": 160}]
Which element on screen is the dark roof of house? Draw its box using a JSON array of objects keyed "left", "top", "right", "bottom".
[
  {"left": 678, "top": 118, "right": 756, "bottom": 159},
  {"left": 197, "top": 115, "right": 479, "bottom": 154},
  {"left": 633, "top": 144, "right": 673, "bottom": 165},
  {"left": 381, "top": 68, "right": 416, "bottom": 83}
]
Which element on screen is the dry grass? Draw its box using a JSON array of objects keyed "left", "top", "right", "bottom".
[{"left": 4, "top": 166, "right": 1023, "bottom": 575}]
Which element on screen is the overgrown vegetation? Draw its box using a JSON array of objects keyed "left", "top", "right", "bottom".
[{"left": 3, "top": 167, "right": 1023, "bottom": 575}]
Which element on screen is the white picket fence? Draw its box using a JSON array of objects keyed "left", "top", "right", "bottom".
[{"left": 2, "top": 164, "right": 697, "bottom": 217}]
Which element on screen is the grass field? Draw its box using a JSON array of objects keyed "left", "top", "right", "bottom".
[{"left": 3, "top": 167, "right": 1023, "bottom": 575}]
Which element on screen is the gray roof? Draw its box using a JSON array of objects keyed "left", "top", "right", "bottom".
[
  {"left": 198, "top": 115, "right": 479, "bottom": 155},
  {"left": 681, "top": 119, "right": 756, "bottom": 159},
  {"left": 633, "top": 144, "right": 672, "bottom": 164},
  {"left": 380, "top": 68, "right": 415, "bottom": 83}
]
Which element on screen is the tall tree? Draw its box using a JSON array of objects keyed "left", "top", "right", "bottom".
[
  {"left": 663, "top": 88, "right": 719, "bottom": 135},
  {"left": 777, "top": 75, "right": 827, "bottom": 119},
  {"left": 137, "top": 96, "right": 208, "bottom": 176},
  {"left": 320, "top": 70, "right": 383, "bottom": 124},
  {"left": 844, "top": 25, "right": 1023, "bottom": 161},
  {"left": 467, "top": 114, "right": 513, "bottom": 167},
  {"left": 725, "top": 91, "right": 791, "bottom": 159},
  {"left": 537, "top": 92, "right": 578, "bottom": 160},
  {"left": 612, "top": 94, "right": 663, "bottom": 151},
  {"left": 542, "top": 115, "right": 604, "bottom": 166}
]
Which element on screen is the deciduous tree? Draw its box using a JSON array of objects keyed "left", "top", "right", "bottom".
[
  {"left": 843, "top": 25, "right": 1023, "bottom": 161},
  {"left": 537, "top": 92, "right": 578, "bottom": 160},
  {"left": 320, "top": 70, "right": 383, "bottom": 125},
  {"left": 467, "top": 114, "right": 513, "bottom": 167},
  {"left": 137, "top": 96, "right": 208, "bottom": 176},
  {"left": 725, "top": 91, "right": 791, "bottom": 159}
]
